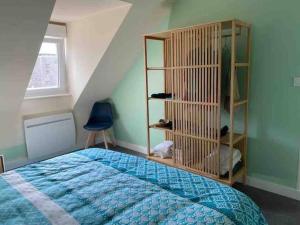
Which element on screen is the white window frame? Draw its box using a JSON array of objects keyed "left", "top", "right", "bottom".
[{"left": 25, "top": 37, "right": 67, "bottom": 98}]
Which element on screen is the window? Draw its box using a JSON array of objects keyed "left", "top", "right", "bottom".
[{"left": 26, "top": 37, "right": 67, "bottom": 97}]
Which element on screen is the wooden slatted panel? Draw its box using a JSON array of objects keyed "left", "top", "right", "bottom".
[
  {"left": 164, "top": 38, "right": 175, "bottom": 161},
  {"left": 163, "top": 23, "right": 221, "bottom": 176}
]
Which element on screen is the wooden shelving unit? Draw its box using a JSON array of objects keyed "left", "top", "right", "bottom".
[{"left": 144, "top": 19, "right": 251, "bottom": 185}]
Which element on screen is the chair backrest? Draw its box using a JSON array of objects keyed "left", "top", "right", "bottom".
[{"left": 88, "top": 102, "right": 113, "bottom": 124}]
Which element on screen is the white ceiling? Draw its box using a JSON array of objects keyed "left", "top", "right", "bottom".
[{"left": 50, "top": 0, "right": 130, "bottom": 23}]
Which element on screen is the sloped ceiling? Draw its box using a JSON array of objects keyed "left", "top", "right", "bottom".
[
  {"left": 72, "top": 0, "right": 173, "bottom": 146},
  {"left": 0, "top": 0, "right": 55, "bottom": 148},
  {"left": 67, "top": 3, "right": 132, "bottom": 105},
  {"left": 51, "top": 0, "right": 129, "bottom": 22}
]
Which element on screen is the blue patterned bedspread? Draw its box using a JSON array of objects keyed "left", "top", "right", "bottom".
[{"left": 0, "top": 148, "right": 267, "bottom": 225}]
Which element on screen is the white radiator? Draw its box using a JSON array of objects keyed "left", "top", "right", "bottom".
[{"left": 24, "top": 113, "right": 76, "bottom": 160}]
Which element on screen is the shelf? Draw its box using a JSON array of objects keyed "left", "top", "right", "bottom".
[
  {"left": 149, "top": 123, "right": 245, "bottom": 145},
  {"left": 149, "top": 123, "right": 172, "bottom": 131},
  {"left": 221, "top": 133, "right": 246, "bottom": 145},
  {"left": 235, "top": 63, "right": 249, "bottom": 67},
  {"left": 148, "top": 154, "right": 245, "bottom": 185},
  {"left": 148, "top": 155, "right": 176, "bottom": 167},
  {"left": 148, "top": 97, "right": 173, "bottom": 102},
  {"left": 148, "top": 155, "right": 217, "bottom": 179},
  {"left": 219, "top": 166, "right": 245, "bottom": 185},
  {"left": 147, "top": 64, "right": 219, "bottom": 70},
  {"left": 234, "top": 100, "right": 248, "bottom": 107},
  {"left": 148, "top": 96, "right": 243, "bottom": 107},
  {"left": 148, "top": 97, "right": 219, "bottom": 106},
  {"left": 149, "top": 124, "right": 218, "bottom": 143},
  {"left": 147, "top": 63, "right": 247, "bottom": 70},
  {"left": 147, "top": 67, "right": 169, "bottom": 70}
]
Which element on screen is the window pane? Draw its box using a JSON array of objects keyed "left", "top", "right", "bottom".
[{"left": 28, "top": 42, "right": 59, "bottom": 90}]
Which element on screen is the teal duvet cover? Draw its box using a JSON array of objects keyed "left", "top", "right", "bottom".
[{"left": 0, "top": 148, "right": 267, "bottom": 225}]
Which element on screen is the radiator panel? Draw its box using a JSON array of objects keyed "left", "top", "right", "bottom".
[{"left": 24, "top": 113, "right": 76, "bottom": 160}]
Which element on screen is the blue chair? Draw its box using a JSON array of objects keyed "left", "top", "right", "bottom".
[{"left": 84, "top": 102, "right": 115, "bottom": 149}]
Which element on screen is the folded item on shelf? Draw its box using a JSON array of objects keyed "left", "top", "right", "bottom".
[
  {"left": 157, "top": 119, "right": 172, "bottom": 129},
  {"left": 152, "top": 140, "right": 173, "bottom": 159},
  {"left": 219, "top": 144, "right": 241, "bottom": 175},
  {"left": 206, "top": 144, "right": 242, "bottom": 175},
  {"left": 220, "top": 125, "right": 229, "bottom": 137},
  {"left": 220, "top": 160, "right": 243, "bottom": 178},
  {"left": 151, "top": 93, "right": 172, "bottom": 99}
]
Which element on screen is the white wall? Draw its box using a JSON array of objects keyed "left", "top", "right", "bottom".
[
  {"left": 0, "top": 0, "right": 173, "bottom": 161},
  {"left": 2, "top": 96, "right": 73, "bottom": 150},
  {"left": 73, "top": 0, "right": 173, "bottom": 147},
  {"left": 0, "top": 0, "right": 55, "bottom": 150},
  {"left": 67, "top": 4, "right": 132, "bottom": 106},
  {"left": 21, "top": 96, "right": 72, "bottom": 116}
]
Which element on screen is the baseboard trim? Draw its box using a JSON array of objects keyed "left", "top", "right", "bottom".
[
  {"left": 116, "top": 140, "right": 147, "bottom": 155},
  {"left": 115, "top": 139, "right": 300, "bottom": 201},
  {"left": 297, "top": 150, "right": 300, "bottom": 190},
  {"left": 247, "top": 176, "right": 300, "bottom": 201}
]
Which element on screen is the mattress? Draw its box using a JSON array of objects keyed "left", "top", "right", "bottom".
[{"left": 0, "top": 148, "right": 267, "bottom": 225}]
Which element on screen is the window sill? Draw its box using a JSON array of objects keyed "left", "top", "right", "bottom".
[{"left": 24, "top": 93, "right": 72, "bottom": 100}]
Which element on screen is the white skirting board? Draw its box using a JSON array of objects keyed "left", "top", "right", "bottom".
[
  {"left": 247, "top": 176, "right": 300, "bottom": 201},
  {"left": 116, "top": 140, "right": 147, "bottom": 155},
  {"left": 115, "top": 140, "right": 300, "bottom": 201},
  {"left": 298, "top": 150, "right": 300, "bottom": 190}
]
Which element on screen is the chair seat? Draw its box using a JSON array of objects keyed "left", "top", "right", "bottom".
[{"left": 84, "top": 122, "right": 112, "bottom": 131}]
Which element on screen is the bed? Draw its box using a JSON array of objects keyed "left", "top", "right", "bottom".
[{"left": 0, "top": 148, "right": 267, "bottom": 225}]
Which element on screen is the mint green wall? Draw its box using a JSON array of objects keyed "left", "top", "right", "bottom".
[
  {"left": 170, "top": 0, "right": 300, "bottom": 188},
  {"left": 0, "top": 144, "right": 27, "bottom": 162},
  {"left": 112, "top": 0, "right": 300, "bottom": 188},
  {"left": 111, "top": 41, "right": 165, "bottom": 148}
]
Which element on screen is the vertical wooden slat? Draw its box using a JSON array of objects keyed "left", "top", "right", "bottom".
[
  {"left": 170, "top": 36, "right": 176, "bottom": 163},
  {"left": 204, "top": 26, "right": 208, "bottom": 173},
  {"left": 195, "top": 28, "right": 199, "bottom": 169},
  {"left": 192, "top": 29, "right": 196, "bottom": 168},
  {"left": 243, "top": 25, "right": 252, "bottom": 183},
  {"left": 200, "top": 27, "right": 204, "bottom": 172},
  {"left": 173, "top": 32, "right": 177, "bottom": 163},
  {"left": 211, "top": 25, "right": 215, "bottom": 174},
  {"left": 144, "top": 37, "right": 151, "bottom": 156},
  {"left": 229, "top": 21, "right": 236, "bottom": 182},
  {"left": 163, "top": 39, "right": 167, "bottom": 141},
  {"left": 212, "top": 25, "right": 216, "bottom": 174},
  {"left": 179, "top": 32, "right": 183, "bottom": 164},
  {"left": 208, "top": 26, "right": 212, "bottom": 174},
  {"left": 216, "top": 23, "right": 222, "bottom": 177}
]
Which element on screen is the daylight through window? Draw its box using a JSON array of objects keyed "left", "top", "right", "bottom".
[
  {"left": 28, "top": 42, "right": 59, "bottom": 90},
  {"left": 26, "top": 37, "right": 67, "bottom": 97}
]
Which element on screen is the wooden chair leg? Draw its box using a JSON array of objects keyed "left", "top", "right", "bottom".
[
  {"left": 242, "top": 173, "right": 247, "bottom": 185},
  {"left": 85, "top": 132, "right": 93, "bottom": 149},
  {"left": 85, "top": 132, "right": 97, "bottom": 149},
  {"left": 108, "top": 129, "right": 117, "bottom": 147},
  {"left": 91, "top": 132, "right": 97, "bottom": 147},
  {"left": 102, "top": 130, "right": 108, "bottom": 149}
]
